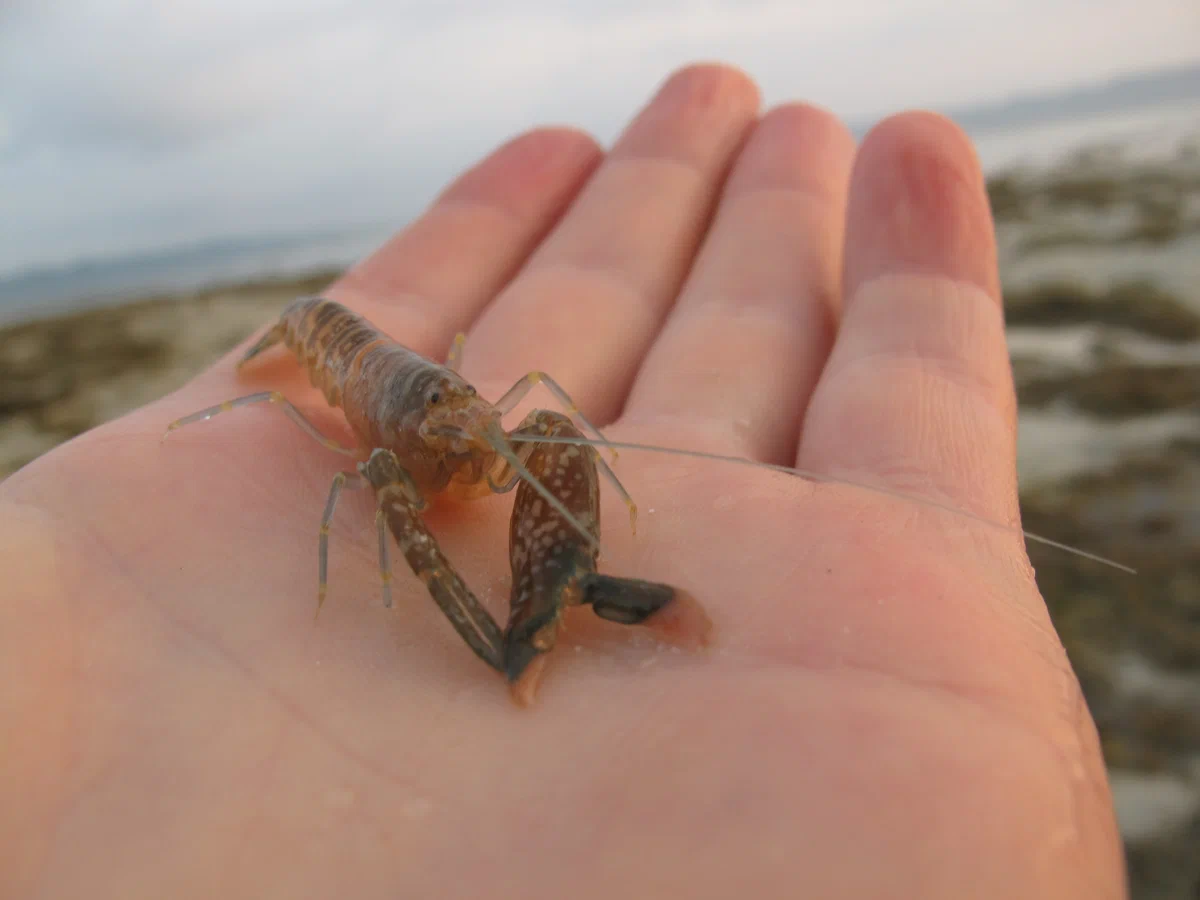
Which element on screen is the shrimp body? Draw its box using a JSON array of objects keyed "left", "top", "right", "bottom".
[{"left": 242, "top": 295, "right": 504, "bottom": 499}]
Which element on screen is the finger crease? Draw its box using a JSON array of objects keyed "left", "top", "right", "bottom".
[{"left": 603, "top": 148, "right": 712, "bottom": 186}]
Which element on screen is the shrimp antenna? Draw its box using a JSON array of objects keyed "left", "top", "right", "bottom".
[{"left": 505, "top": 433, "right": 1137, "bottom": 575}]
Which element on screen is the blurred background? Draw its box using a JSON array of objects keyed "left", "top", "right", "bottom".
[{"left": 1, "top": 2, "right": 1198, "bottom": 894}]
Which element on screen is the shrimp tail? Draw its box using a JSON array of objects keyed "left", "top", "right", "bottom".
[{"left": 238, "top": 322, "right": 287, "bottom": 367}]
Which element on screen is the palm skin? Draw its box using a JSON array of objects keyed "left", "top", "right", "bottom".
[{"left": 1, "top": 65, "right": 1125, "bottom": 898}]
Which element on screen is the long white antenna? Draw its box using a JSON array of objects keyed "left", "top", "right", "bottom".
[{"left": 505, "top": 433, "right": 1137, "bottom": 575}]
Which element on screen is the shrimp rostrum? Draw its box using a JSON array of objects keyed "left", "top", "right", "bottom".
[{"left": 164, "top": 294, "right": 712, "bottom": 697}]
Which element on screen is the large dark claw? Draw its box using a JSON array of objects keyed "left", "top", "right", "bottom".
[
  {"left": 580, "top": 574, "right": 676, "bottom": 624},
  {"left": 583, "top": 574, "right": 714, "bottom": 649}
]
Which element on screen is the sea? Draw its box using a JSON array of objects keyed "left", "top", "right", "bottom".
[{"left": 2, "top": 76, "right": 1199, "bottom": 326}]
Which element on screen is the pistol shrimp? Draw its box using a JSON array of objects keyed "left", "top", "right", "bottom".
[
  {"left": 162, "top": 295, "right": 671, "bottom": 673},
  {"left": 163, "top": 294, "right": 1135, "bottom": 693}
]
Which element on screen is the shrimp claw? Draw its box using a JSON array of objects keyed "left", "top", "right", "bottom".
[{"left": 503, "top": 410, "right": 712, "bottom": 706}]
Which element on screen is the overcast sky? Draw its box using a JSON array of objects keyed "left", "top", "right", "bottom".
[{"left": 1, "top": 0, "right": 1197, "bottom": 276}]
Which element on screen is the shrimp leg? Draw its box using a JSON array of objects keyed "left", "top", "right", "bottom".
[
  {"left": 445, "top": 332, "right": 467, "bottom": 372},
  {"left": 306, "top": 454, "right": 505, "bottom": 670},
  {"left": 316, "top": 470, "right": 386, "bottom": 616},
  {"left": 164, "top": 390, "right": 358, "bottom": 456},
  {"left": 360, "top": 448, "right": 505, "bottom": 672}
]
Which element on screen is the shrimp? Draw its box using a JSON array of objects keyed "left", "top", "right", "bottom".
[
  {"left": 162, "top": 294, "right": 657, "bottom": 673},
  {"left": 502, "top": 409, "right": 713, "bottom": 706}
]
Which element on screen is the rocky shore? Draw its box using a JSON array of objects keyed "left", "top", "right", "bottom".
[
  {"left": 1000, "top": 141, "right": 1200, "bottom": 899},
  {"left": 0, "top": 271, "right": 333, "bottom": 478}
]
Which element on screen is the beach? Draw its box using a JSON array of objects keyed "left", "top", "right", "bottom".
[{"left": 3, "top": 135, "right": 1200, "bottom": 897}]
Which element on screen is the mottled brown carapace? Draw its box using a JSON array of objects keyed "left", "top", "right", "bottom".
[
  {"left": 165, "top": 295, "right": 712, "bottom": 705},
  {"left": 241, "top": 294, "right": 504, "bottom": 497}
]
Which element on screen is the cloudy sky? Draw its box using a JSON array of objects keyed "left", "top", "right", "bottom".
[{"left": 1, "top": 0, "right": 1197, "bottom": 276}]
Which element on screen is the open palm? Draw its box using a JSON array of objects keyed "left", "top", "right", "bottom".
[{"left": 1, "top": 65, "right": 1124, "bottom": 898}]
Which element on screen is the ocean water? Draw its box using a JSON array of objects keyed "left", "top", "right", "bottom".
[
  {"left": 2, "top": 94, "right": 1198, "bottom": 325},
  {"left": 970, "top": 96, "right": 1200, "bottom": 171},
  {"left": 0, "top": 225, "right": 396, "bottom": 325}
]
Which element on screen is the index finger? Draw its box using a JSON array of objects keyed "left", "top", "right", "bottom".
[
  {"left": 327, "top": 127, "right": 603, "bottom": 360},
  {"left": 797, "top": 112, "right": 1019, "bottom": 525}
]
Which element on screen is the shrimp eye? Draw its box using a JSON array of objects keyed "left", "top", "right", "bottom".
[{"left": 427, "top": 391, "right": 441, "bottom": 407}]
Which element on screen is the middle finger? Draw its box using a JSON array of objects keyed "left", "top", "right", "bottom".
[
  {"left": 459, "top": 64, "right": 761, "bottom": 422},
  {"left": 621, "top": 102, "right": 855, "bottom": 463}
]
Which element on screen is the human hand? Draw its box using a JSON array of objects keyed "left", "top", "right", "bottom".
[{"left": 1, "top": 63, "right": 1125, "bottom": 898}]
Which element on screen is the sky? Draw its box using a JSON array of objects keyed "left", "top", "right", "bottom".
[{"left": 1, "top": 0, "right": 1197, "bottom": 276}]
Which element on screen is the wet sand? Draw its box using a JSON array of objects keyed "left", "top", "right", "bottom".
[{"left": 3, "top": 139, "right": 1200, "bottom": 898}]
